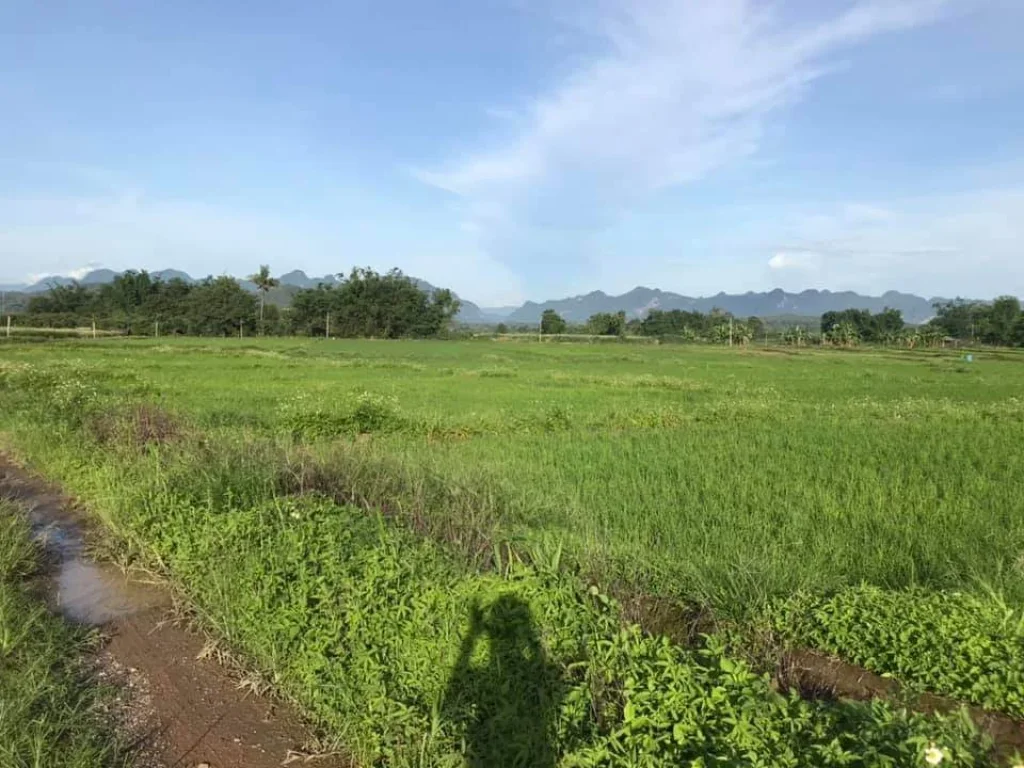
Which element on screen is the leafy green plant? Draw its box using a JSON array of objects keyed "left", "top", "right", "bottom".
[
  {"left": 771, "top": 585, "right": 1024, "bottom": 718},
  {"left": 350, "top": 391, "right": 402, "bottom": 433}
]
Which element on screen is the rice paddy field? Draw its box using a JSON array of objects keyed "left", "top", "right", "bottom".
[{"left": 1, "top": 336, "right": 1023, "bottom": 766}]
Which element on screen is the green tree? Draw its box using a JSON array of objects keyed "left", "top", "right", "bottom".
[
  {"left": 639, "top": 309, "right": 710, "bottom": 338},
  {"left": 289, "top": 284, "right": 334, "bottom": 336},
  {"left": 289, "top": 268, "right": 459, "bottom": 338},
  {"left": 540, "top": 309, "right": 566, "bottom": 335},
  {"left": 587, "top": 311, "right": 626, "bottom": 336},
  {"left": 496, "top": 322, "right": 509, "bottom": 335},
  {"left": 983, "top": 296, "right": 1021, "bottom": 346},
  {"left": 873, "top": 308, "right": 904, "bottom": 339},
  {"left": 26, "top": 282, "right": 93, "bottom": 315},
  {"left": 249, "top": 265, "right": 280, "bottom": 333},
  {"left": 929, "top": 299, "right": 986, "bottom": 341},
  {"left": 187, "top": 277, "right": 258, "bottom": 336},
  {"left": 1012, "top": 314, "right": 1024, "bottom": 347}
]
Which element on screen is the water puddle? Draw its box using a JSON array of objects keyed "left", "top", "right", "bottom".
[{"left": 18, "top": 491, "right": 168, "bottom": 626}]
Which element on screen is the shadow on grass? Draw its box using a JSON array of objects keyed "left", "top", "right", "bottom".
[{"left": 442, "top": 595, "right": 562, "bottom": 768}]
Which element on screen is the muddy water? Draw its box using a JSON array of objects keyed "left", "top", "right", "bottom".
[{"left": 5, "top": 476, "right": 168, "bottom": 625}]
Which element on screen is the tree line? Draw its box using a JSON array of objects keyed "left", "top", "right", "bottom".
[
  {"left": 817, "top": 299, "right": 1024, "bottom": 348},
  {"left": 926, "top": 297, "right": 1024, "bottom": 347},
  {"left": 523, "top": 308, "right": 770, "bottom": 344},
  {"left": 534, "top": 303, "right": 1020, "bottom": 349},
  {"left": 18, "top": 267, "right": 460, "bottom": 338},
  {"left": 16, "top": 268, "right": 1024, "bottom": 348}
]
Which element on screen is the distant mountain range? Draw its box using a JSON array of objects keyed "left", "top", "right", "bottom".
[
  {"left": 508, "top": 287, "right": 944, "bottom": 325},
  {"left": 0, "top": 268, "right": 952, "bottom": 324}
]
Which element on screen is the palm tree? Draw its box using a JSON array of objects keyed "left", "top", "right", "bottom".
[{"left": 249, "top": 265, "right": 279, "bottom": 334}]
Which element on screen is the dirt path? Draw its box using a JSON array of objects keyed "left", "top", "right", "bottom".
[{"left": 0, "top": 455, "right": 350, "bottom": 768}]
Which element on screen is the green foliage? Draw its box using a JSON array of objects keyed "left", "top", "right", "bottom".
[
  {"left": 279, "top": 391, "right": 404, "bottom": 438},
  {"left": 24, "top": 270, "right": 259, "bottom": 336},
  {"left": 0, "top": 507, "right": 131, "bottom": 768},
  {"left": 639, "top": 308, "right": 718, "bottom": 337},
  {"left": 637, "top": 309, "right": 763, "bottom": 345},
  {"left": 350, "top": 391, "right": 403, "bottom": 433},
  {"left": 540, "top": 309, "right": 567, "bottom": 335},
  {"left": 929, "top": 297, "right": 1024, "bottom": 347},
  {"left": 984, "top": 296, "right": 1022, "bottom": 346},
  {"left": 290, "top": 268, "right": 460, "bottom": 338},
  {"left": 0, "top": 463, "right": 999, "bottom": 767},
  {"left": 3, "top": 339, "right": 1024, "bottom": 765},
  {"left": 771, "top": 586, "right": 1024, "bottom": 718},
  {"left": 820, "top": 307, "right": 904, "bottom": 343},
  {"left": 587, "top": 311, "right": 626, "bottom": 337},
  {"left": 185, "top": 276, "right": 259, "bottom": 336},
  {"left": 4, "top": 341, "right": 1024, "bottom": 616},
  {"left": 20, "top": 266, "right": 462, "bottom": 340}
]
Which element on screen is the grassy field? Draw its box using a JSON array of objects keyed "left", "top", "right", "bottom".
[
  {"left": 1, "top": 336, "right": 1022, "bottom": 765},
  {"left": 0, "top": 506, "right": 130, "bottom": 768}
]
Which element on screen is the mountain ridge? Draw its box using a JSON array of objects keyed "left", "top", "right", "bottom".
[{"left": 1, "top": 268, "right": 952, "bottom": 324}]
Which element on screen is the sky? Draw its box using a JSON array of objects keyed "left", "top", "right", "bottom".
[{"left": 1, "top": 0, "right": 1023, "bottom": 305}]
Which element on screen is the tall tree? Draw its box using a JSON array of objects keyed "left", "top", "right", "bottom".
[
  {"left": 983, "top": 296, "right": 1021, "bottom": 346},
  {"left": 540, "top": 309, "right": 567, "bottom": 335},
  {"left": 187, "top": 277, "right": 258, "bottom": 336},
  {"left": 249, "top": 265, "right": 280, "bottom": 333}
]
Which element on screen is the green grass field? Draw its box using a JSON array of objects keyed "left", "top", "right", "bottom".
[{"left": 1, "top": 337, "right": 1022, "bottom": 766}]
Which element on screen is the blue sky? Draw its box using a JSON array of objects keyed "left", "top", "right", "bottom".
[{"left": 1, "top": 0, "right": 1022, "bottom": 304}]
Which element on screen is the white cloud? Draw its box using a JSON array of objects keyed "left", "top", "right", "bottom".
[
  {"left": 415, "top": 0, "right": 953, "bottom": 280},
  {"left": 768, "top": 251, "right": 820, "bottom": 271},
  {"left": 765, "top": 187, "right": 1024, "bottom": 297}
]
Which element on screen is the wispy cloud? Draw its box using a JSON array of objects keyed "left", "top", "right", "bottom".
[
  {"left": 415, "top": 0, "right": 953, "bottom": 288},
  {"left": 764, "top": 186, "right": 1024, "bottom": 297}
]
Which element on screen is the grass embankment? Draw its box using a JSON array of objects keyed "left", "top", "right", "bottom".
[
  {"left": 0, "top": 506, "right": 129, "bottom": 768},
  {"left": 1, "top": 340, "right": 1022, "bottom": 765}
]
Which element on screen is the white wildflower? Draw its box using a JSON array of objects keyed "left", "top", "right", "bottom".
[{"left": 924, "top": 745, "right": 945, "bottom": 766}]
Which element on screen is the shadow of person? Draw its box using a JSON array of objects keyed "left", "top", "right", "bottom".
[{"left": 441, "top": 595, "right": 563, "bottom": 768}]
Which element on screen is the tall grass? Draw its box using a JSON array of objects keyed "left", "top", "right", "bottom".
[{"left": 3, "top": 340, "right": 1023, "bottom": 613}]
